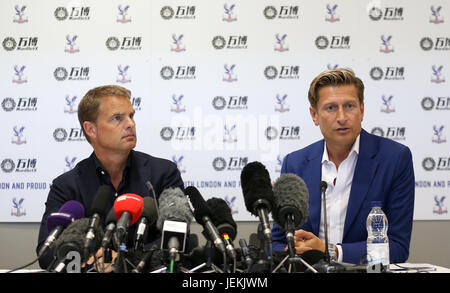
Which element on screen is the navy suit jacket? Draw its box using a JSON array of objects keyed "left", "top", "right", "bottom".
[
  {"left": 36, "top": 150, "right": 184, "bottom": 269},
  {"left": 272, "top": 129, "right": 415, "bottom": 264}
]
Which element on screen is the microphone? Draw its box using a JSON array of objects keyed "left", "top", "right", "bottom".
[
  {"left": 134, "top": 197, "right": 159, "bottom": 251},
  {"left": 156, "top": 188, "right": 193, "bottom": 253},
  {"left": 239, "top": 239, "right": 254, "bottom": 271},
  {"left": 156, "top": 187, "right": 193, "bottom": 271},
  {"left": 84, "top": 185, "right": 114, "bottom": 256},
  {"left": 320, "top": 181, "right": 331, "bottom": 263},
  {"left": 145, "top": 181, "right": 160, "bottom": 219},
  {"left": 272, "top": 173, "right": 309, "bottom": 257},
  {"left": 240, "top": 161, "right": 275, "bottom": 242},
  {"left": 185, "top": 186, "right": 226, "bottom": 255},
  {"left": 206, "top": 197, "right": 238, "bottom": 260},
  {"left": 301, "top": 250, "right": 327, "bottom": 272},
  {"left": 101, "top": 208, "right": 117, "bottom": 250},
  {"left": 38, "top": 201, "right": 85, "bottom": 258},
  {"left": 113, "top": 193, "right": 144, "bottom": 245},
  {"left": 53, "top": 218, "right": 104, "bottom": 272}
]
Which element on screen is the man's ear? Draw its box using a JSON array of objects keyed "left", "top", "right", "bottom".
[
  {"left": 83, "top": 121, "right": 96, "bottom": 141},
  {"left": 360, "top": 102, "right": 364, "bottom": 123},
  {"left": 309, "top": 106, "right": 319, "bottom": 126}
]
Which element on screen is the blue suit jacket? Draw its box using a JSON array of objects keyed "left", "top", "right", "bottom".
[{"left": 272, "top": 129, "right": 415, "bottom": 264}]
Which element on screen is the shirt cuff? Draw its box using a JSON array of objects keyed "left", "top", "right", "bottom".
[{"left": 336, "top": 244, "right": 343, "bottom": 263}]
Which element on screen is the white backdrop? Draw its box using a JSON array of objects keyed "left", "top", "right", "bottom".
[{"left": 1, "top": 0, "right": 449, "bottom": 222}]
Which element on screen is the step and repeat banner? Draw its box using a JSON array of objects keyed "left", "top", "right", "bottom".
[{"left": 1, "top": 0, "right": 449, "bottom": 222}]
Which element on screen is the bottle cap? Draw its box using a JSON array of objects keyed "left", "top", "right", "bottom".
[{"left": 370, "top": 201, "right": 382, "bottom": 207}]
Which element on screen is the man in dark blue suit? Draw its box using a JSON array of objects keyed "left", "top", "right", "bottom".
[
  {"left": 36, "top": 85, "right": 184, "bottom": 270},
  {"left": 272, "top": 68, "right": 415, "bottom": 264}
]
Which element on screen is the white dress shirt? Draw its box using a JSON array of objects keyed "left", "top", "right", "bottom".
[{"left": 319, "top": 134, "right": 360, "bottom": 262}]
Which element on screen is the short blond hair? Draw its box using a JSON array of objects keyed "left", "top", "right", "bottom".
[
  {"left": 308, "top": 68, "right": 364, "bottom": 108},
  {"left": 78, "top": 85, "right": 131, "bottom": 142}
]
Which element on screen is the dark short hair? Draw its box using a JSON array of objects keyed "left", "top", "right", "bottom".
[
  {"left": 78, "top": 85, "right": 131, "bottom": 143},
  {"left": 308, "top": 68, "right": 364, "bottom": 108}
]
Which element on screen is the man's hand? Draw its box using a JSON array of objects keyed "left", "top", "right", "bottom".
[
  {"left": 287, "top": 229, "right": 326, "bottom": 255},
  {"left": 84, "top": 248, "right": 118, "bottom": 273}
]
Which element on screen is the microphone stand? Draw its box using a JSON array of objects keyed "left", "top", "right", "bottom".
[
  {"left": 312, "top": 181, "right": 336, "bottom": 273},
  {"left": 112, "top": 230, "right": 130, "bottom": 273},
  {"left": 322, "top": 184, "right": 330, "bottom": 264},
  {"left": 272, "top": 253, "right": 318, "bottom": 273},
  {"left": 285, "top": 214, "right": 300, "bottom": 273},
  {"left": 271, "top": 215, "right": 318, "bottom": 273},
  {"left": 191, "top": 240, "right": 223, "bottom": 273},
  {"left": 252, "top": 223, "right": 271, "bottom": 273}
]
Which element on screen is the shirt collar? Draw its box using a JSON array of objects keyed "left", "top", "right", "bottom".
[
  {"left": 92, "top": 151, "right": 133, "bottom": 176},
  {"left": 322, "top": 134, "right": 360, "bottom": 164}
]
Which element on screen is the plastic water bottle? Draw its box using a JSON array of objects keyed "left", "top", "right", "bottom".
[{"left": 366, "top": 201, "right": 389, "bottom": 270}]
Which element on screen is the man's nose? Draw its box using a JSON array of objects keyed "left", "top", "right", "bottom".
[
  {"left": 336, "top": 106, "right": 346, "bottom": 122},
  {"left": 125, "top": 116, "right": 135, "bottom": 128}
]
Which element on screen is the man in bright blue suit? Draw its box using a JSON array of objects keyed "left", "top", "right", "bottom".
[{"left": 272, "top": 68, "right": 415, "bottom": 264}]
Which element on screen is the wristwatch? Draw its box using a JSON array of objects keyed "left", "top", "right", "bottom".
[{"left": 328, "top": 243, "right": 337, "bottom": 262}]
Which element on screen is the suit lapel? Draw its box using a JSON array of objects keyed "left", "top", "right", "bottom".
[
  {"left": 304, "top": 141, "right": 324, "bottom": 236},
  {"left": 129, "top": 151, "right": 152, "bottom": 196},
  {"left": 343, "top": 129, "right": 379, "bottom": 240},
  {"left": 77, "top": 153, "right": 102, "bottom": 215}
]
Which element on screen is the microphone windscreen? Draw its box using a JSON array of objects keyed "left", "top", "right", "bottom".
[
  {"left": 105, "top": 207, "right": 116, "bottom": 224},
  {"left": 302, "top": 249, "right": 325, "bottom": 266},
  {"left": 320, "top": 181, "right": 328, "bottom": 192},
  {"left": 156, "top": 187, "right": 193, "bottom": 230},
  {"left": 184, "top": 186, "right": 211, "bottom": 225},
  {"left": 46, "top": 200, "right": 85, "bottom": 232},
  {"left": 141, "top": 197, "right": 158, "bottom": 226},
  {"left": 91, "top": 185, "right": 114, "bottom": 217},
  {"left": 240, "top": 161, "right": 274, "bottom": 214},
  {"left": 114, "top": 193, "right": 144, "bottom": 226},
  {"left": 272, "top": 173, "right": 309, "bottom": 230},
  {"left": 206, "top": 197, "right": 237, "bottom": 240},
  {"left": 54, "top": 218, "right": 104, "bottom": 262}
]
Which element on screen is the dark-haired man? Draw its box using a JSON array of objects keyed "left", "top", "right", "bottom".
[{"left": 37, "top": 85, "right": 184, "bottom": 270}]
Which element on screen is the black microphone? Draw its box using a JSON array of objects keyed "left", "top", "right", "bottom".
[
  {"left": 206, "top": 197, "right": 238, "bottom": 260},
  {"left": 134, "top": 197, "right": 158, "bottom": 251},
  {"left": 302, "top": 250, "right": 327, "bottom": 271},
  {"left": 240, "top": 161, "right": 275, "bottom": 242},
  {"left": 132, "top": 247, "right": 163, "bottom": 273},
  {"left": 320, "top": 181, "right": 331, "bottom": 263},
  {"left": 53, "top": 218, "right": 104, "bottom": 272},
  {"left": 145, "top": 181, "right": 160, "bottom": 219},
  {"left": 101, "top": 208, "right": 117, "bottom": 250},
  {"left": 84, "top": 185, "right": 114, "bottom": 256},
  {"left": 239, "top": 239, "right": 253, "bottom": 270},
  {"left": 185, "top": 186, "right": 226, "bottom": 254},
  {"left": 38, "top": 201, "right": 85, "bottom": 258},
  {"left": 272, "top": 174, "right": 309, "bottom": 258}
]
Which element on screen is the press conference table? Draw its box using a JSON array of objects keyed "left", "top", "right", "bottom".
[
  {"left": 1, "top": 263, "right": 450, "bottom": 273},
  {"left": 388, "top": 263, "right": 450, "bottom": 273}
]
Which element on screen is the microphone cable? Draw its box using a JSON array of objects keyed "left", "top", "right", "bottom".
[
  {"left": 5, "top": 257, "right": 40, "bottom": 273},
  {"left": 222, "top": 251, "right": 228, "bottom": 273},
  {"left": 232, "top": 253, "right": 237, "bottom": 273},
  {"left": 169, "top": 259, "right": 175, "bottom": 273}
]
